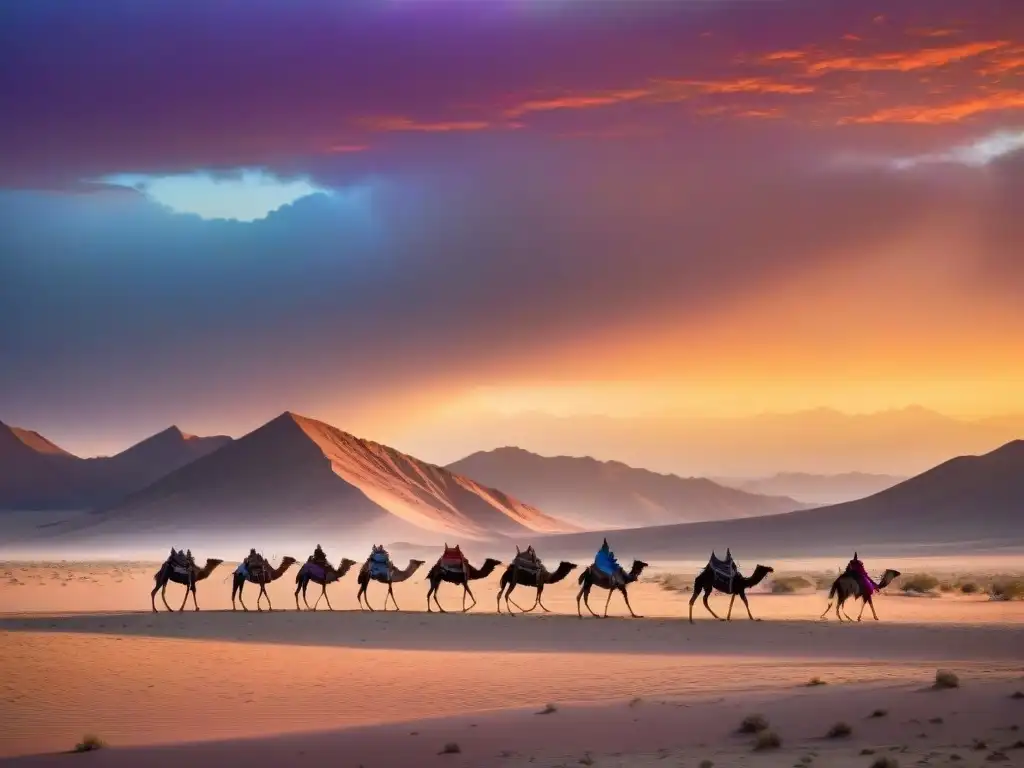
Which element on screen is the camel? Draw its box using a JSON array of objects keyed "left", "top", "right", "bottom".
[
  {"left": 150, "top": 557, "right": 224, "bottom": 612},
  {"left": 496, "top": 556, "right": 577, "bottom": 615},
  {"left": 576, "top": 559, "right": 649, "bottom": 618},
  {"left": 689, "top": 559, "right": 774, "bottom": 623},
  {"left": 425, "top": 556, "right": 502, "bottom": 613},
  {"left": 356, "top": 558, "right": 425, "bottom": 611},
  {"left": 294, "top": 558, "right": 359, "bottom": 611},
  {"left": 821, "top": 567, "right": 901, "bottom": 622},
  {"left": 231, "top": 556, "right": 297, "bottom": 612}
]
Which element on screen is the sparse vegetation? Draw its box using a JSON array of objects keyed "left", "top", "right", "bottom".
[
  {"left": 699, "top": 760, "right": 714, "bottom": 768},
  {"left": 536, "top": 703, "right": 558, "bottom": 715},
  {"left": 959, "top": 581, "right": 980, "bottom": 594},
  {"left": 739, "top": 714, "right": 770, "bottom": 734},
  {"left": 900, "top": 573, "right": 940, "bottom": 594},
  {"left": 438, "top": 742, "right": 461, "bottom": 755},
  {"left": 771, "top": 575, "right": 814, "bottom": 594},
  {"left": 870, "top": 758, "right": 900, "bottom": 768},
  {"left": 990, "top": 579, "right": 1024, "bottom": 601},
  {"left": 933, "top": 670, "right": 960, "bottom": 689},
  {"left": 754, "top": 730, "right": 782, "bottom": 751},
  {"left": 869, "top": 709, "right": 889, "bottom": 718},
  {"left": 861, "top": 748, "right": 876, "bottom": 755},
  {"left": 649, "top": 572, "right": 694, "bottom": 593},
  {"left": 579, "top": 753, "right": 595, "bottom": 766},
  {"left": 72, "top": 734, "right": 106, "bottom": 753},
  {"left": 628, "top": 697, "right": 643, "bottom": 708},
  {"left": 805, "top": 676, "right": 827, "bottom": 687},
  {"left": 1010, "top": 691, "right": 1024, "bottom": 700},
  {"left": 972, "top": 739, "right": 988, "bottom": 751},
  {"left": 826, "top": 721, "right": 852, "bottom": 739}
]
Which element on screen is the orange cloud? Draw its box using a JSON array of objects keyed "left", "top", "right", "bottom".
[
  {"left": 504, "top": 89, "right": 650, "bottom": 118},
  {"left": 358, "top": 116, "right": 492, "bottom": 133},
  {"left": 663, "top": 77, "right": 815, "bottom": 96},
  {"left": 325, "top": 144, "right": 369, "bottom": 154},
  {"left": 909, "top": 28, "right": 961, "bottom": 38},
  {"left": 766, "top": 40, "right": 1009, "bottom": 75},
  {"left": 979, "top": 47, "right": 1024, "bottom": 75},
  {"left": 842, "top": 91, "right": 1024, "bottom": 124}
]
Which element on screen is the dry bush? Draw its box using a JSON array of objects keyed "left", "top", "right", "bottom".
[
  {"left": 771, "top": 575, "right": 814, "bottom": 594},
  {"left": 438, "top": 742, "right": 461, "bottom": 755},
  {"left": 738, "top": 714, "right": 769, "bottom": 734},
  {"left": 870, "top": 758, "right": 900, "bottom": 768},
  {"left": 826, "top": 721, "right": 853, "bottom": 739},
  {"left": 933, "top": 669, "right": 960, "bottom": 689},
  {"left": 900, "top": 573, "right": 940, "bottom": 593},
  {"left": 72, "top": 734, "right": 106, "bottom": 753},
  {"left": 990, "top": 579, "right": 1024, "bottom": 601},
  {"left": 806, "top": 676, "right": 827, "bottom": 687},
  {"left": 650, "top": 572, "right": 693, "bottom": 593},
  {"left": 753, "top": 730, "right": 782, "bottom": 751},
  {"left": 536, "top": 703, "right": 558, "bottom": 715},
  {"left": 959, "top": 581, "right": 980, "bottom": 594},
  {"left": 869, "top": 708, "right": 888, "bottom": 718},
  {"left": 1010, "top": 691, "right": 1024, "bottom": 700}
]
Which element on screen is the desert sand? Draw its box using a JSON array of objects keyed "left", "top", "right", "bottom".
[{"left": 2, "top": 559, "right": 1023, "bottom": 766}]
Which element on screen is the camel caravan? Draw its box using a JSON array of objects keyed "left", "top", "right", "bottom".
[{"left": 151, "top": 541, "right": 900, "bottom": 621}]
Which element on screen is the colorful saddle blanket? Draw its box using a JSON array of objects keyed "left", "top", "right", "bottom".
[
  {"left": 709, "top": 552, "right": 737, "bottom": 592},
  {"left": 594, "top": 548, "right": 620, "bottom": 577},
  {"left": 368, "top": 551, "right": 391, "bottom": 579},
  {"left": 302, "top": 561, "right": 329, "bottom": 581},
  {"left": 512, "top": 549, "right": 543, "bottom": 573},
  {"left": 169, "top": 562, "right": 194, "bottom": 578},
  {"left": 439, "top": 545, "right": 467, "bottom": 572}
]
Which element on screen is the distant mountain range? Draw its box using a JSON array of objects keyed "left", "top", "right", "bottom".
[
  {"left": 712, "top": 472, "right": 907, "bottom": 505},
  {"left": 447, "top": 447, "right": 806, "bottom": 529},
  {"left": 26, "top": 412, "right": 575, "bottom": 547},
  {"left": 0, "top": 421, "right": 231, "bottom": 510},
  {"left": 531, "top": 439, "right": 1024, "bottom": 560},
  {"left": 405, "top": 406, "right": 1024, "bottom": 477}
]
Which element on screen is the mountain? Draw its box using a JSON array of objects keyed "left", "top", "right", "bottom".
[
  {"left": 714, "top": 472, "right": 907, "bottom": 505},
  {"left": 401, "top": 406, "right": 1024, "bottom": 477},
  {"left": 530, "top": 439, "right": 1024, "bottom": 560},
  {"left": 39, "top": 412, "right": 576, "bottom": 548},
  {"left": 447, "top": 447, "right": 805, "bottom": 529},
  {"left": 0, "top": 420, "right": 231, "bottom": 510}
]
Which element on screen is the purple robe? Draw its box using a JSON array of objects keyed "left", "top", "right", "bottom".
[{"left": 849, "top": 559, "right": 878, "bottom": 596}]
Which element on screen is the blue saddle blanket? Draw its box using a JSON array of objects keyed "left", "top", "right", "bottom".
[
  {"left": 594, "top": 549, "right": 620, "bottom": 576},
  {"left": 368, "top": 553, "right": 391, "bottom": 578},
  {"left": 234, "top": 564, "right": 249, "bottom": 577}
]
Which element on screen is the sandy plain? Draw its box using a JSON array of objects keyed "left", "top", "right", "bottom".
[{"left": 1, "top": 560, "right": 1022, "bottom": 767}]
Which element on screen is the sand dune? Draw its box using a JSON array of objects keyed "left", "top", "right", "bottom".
[
  {"left": 1, "top": 559, "right": 1023, "bottom": 764},
  {"left": 716, "top": 471, "right": 908, "bottom": 505},
  {"left": 447, "top": 446, "right": 806, "bottom": 529}
]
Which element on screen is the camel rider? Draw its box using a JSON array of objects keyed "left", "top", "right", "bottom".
[
  {"left": 185, "top": 549, "right": 195, "bottom": 567},
  {"left": 595, "top": 539, "right": 623, "bottom": 585},
  {"left": 846, "top": 552, "right": 879, "bottom": 596},
  {"left": 312, "top": 544, "right": 327, "bottom": 566}
]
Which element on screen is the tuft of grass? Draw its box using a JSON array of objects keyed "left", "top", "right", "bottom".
[
  {"left": 826, "top": 721, "right": 852, "bottom": 739},
  {"left": 536, "top": 703, "right": 558, "bottom": 715},
  {"left": 739, "top": 714, "right": 770, "bottom": 734},
  {"left": 806, "top": 676, "right": 828, "bottom": 687},
  {"left": 771, "top": 575, "right": 814, "bottom": 594},
  {"left": 754, "top": 730, "right": 782, "bottom": 751},
  {"left": 933, "top": 669, "right": 960, "bottom": 689},
  {"left": 870, "top": 758, "right": 900, "bottom": 768},
  {"left": 900, "top": 573, "right": 940, "bottom": 594},
  {"left": 928, "top": 716, "right": 944, "bottom": 724},
  {"left": 72, "top": 734, "right": 106, "bottom": 753},
  {"left": 579, "top": 753, "right": 595, "bottom": 766},
  {"left": 973, "top": 739, "right": 988, "bottom": 751},
  {"left": 990, "top": 579, "right": 1024, "bottom": 601},
  {"left": 699, "top": 761, "right": 714, "bottom": 768},
  {"left": 869, "top": 708, "right": 889, "bottom": 718},
  {"left": 438, "top": 742, "right": 461, "bottom": 755},
  {"left": 1011, "top": 691, "right": 1024, "bottom": 700}
]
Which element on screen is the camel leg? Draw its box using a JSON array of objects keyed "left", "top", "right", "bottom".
[
  {"left": 583, "top": 584, "right": 600, "bottom": 618},
  {"left": 178, "top": 582, "right": 190, "bottom": 612},
  {"left": 189, "top": 586, "right": 199, "bottom": 611},
  {"left": 236, "top": 582, "right": 249, "bottom": 612},
  {"left": 860, "top": 596, "right": 878, "bottom": 621},
  {"left": 385, "top": 582, "right": 399, "bottom": 611},
  {"left": 294, "top": 580, "right": 302, "bottom": 610},
  {"left": 426, "top": 581, "right": 435, "bottom": 612},
  {"left": 688, "top": 590, "right": 699, "bottom": 624},
  {"left": 160, "top": 582, "right": 174, "bottom": 612},
  {"left": 359, "top": 582, "right": 374, "bottom": 612},
  {"left": 835, "top": 597, "right": 844, "bottom": 622},
  {"left": 432, "top": 582, "right": 447, "bottom": 613},
  {"left": 702, "top": 589, "right": 724, "bottom": 621},
  {"left": 576, "top": 584, "right": 585, "bottom": 617},
  {"left": 843, "top": 602, "right": 855, "bottom": 622},
  {"left": 820, "top": 601, "right": 833, "bottom": 620},
  {"left": 519, "top": 584, "right": 543, "bottom": 613},
  {"left": 463, "top": 582, "right": 477, "bottom": 613},
  {"left": 620, "top": 586, "right": 642, "bottom": 618},
  {"left": 496, "top": 583, "right": 505, "bottom": 614},
  {"left": 505, "top": 583, "right": 525, "bottom": 614},
  {"left": 537, "top": 587, "right": 552, "bottom": 613},
  {"left": 726, "top": 593, "right": 737, "bottom": 620},
  {"left": 313, "top": 582, "right": 326, "bottom": 611},
  {"left": 603, "top": 587, "right": 614, "bottom": 618},
  {"left": 151, "top": 579, "right": 162, "bottom": 613},
  {"left": 738, "top": 592, "right": 757, "bottom": 621}
]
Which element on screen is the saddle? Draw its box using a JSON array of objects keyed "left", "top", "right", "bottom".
[
  {"left": 593, "top": 539, "right": 625, "bottom": 586},
  {"left": 167, "top": 550, "right": 195, "bottom": 576},
  {"left": 511, "top": 546, "right": 543, "bottom": 574},
  {"left": 709, "top": 550, "right": 738, "bottom": 592},
  {"left": 367, "top": 546, "right": 392, "bottom": 578},
  {"left": 439, "top": 544, "right": 468, "bottom": 574}
]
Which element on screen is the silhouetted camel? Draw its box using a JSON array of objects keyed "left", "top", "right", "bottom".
[
  {"left": 294, "top": 558, "right": 358, "bottom": 611},
  {"left": 231, "top": 556, "right": 297, "bottom": 612},
  {"left": 576, "top": 559, "right": 649, "bottom": 618},
  {"left": 821, "top": 568, "right": 901, "bottom": 622},
  {"left": 689, "top": 563, "right": 774, "bottom": 623},
  {"left": 356, "top": 559, "right": 425, "bottom": 611},
  {"left": 151, "top": 558, "right": 224, "bottom": 612},
  {"left": 426, "top": 557, "right": 502, "bottom": 613},
  {"left": 496, "top": 560, "right": 577, "bottom": 614}
]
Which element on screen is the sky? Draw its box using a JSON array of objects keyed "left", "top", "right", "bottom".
[{"left": 1, "top": 0, "right": 1023, "bottom": 465}]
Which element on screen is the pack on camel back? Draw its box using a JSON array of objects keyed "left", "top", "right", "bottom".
[
  {"left": 708, "top": 548, "right": 739, "bottom": 592},
  {"left": 367, "top": 545, "right": 392, "bottom": 579},
  {"left": 593, "top": 538, "right": 625, "bottom": 585},
  {"left": 236, "top": 548, "right": 267, "bottom": 579},
  {"left": 512, "top": 545, "right": 543, "bottom": 574},
  {"left": 439, "top": 543, "right": 469, "bottom": 576},
  {"left": 309, "top": 544, "right": 329, "bottom": 567},
  {"left": 167, "top": 548, "right": 196, "bottom": 577},
  {"left": 845, "top": 551, "right": 880, "bottom": 596}
]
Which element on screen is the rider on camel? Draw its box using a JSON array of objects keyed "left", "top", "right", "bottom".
[
  {"left": 594, "top": 538, "right": 623, "bottom": 584},
  {"left": 311, "top": 544, "right": 328, "bottom": 566},
  {"left": 846, "top": 552, "right": 879, "bottom": 596}
]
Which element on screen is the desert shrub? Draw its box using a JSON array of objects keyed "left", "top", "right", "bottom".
[
  {"left": 806, "top": 676, "right": 827, "bottom": 687},
  {"left": 869, "top": 708, "right": 888, "bottom": 718},
  {"left": 753, "top": 730, "right": 781, "bottom": 751},
  {"left": 73, "top": 734, "right": 105, "bottom": 753},
  {"left": 989, "top": 579, "right": 1024, "bottom": 601},
  {"left": 939, "top": 581, "right": 954, "bottom": 593},
  {"left": 870, "top": 758, "right": 899, "bottom": 768},
  {"left": 771, "top": 575, "right": 814, "bottom": 594},
  {"left": 438, "top": 742, "right": 461, "bottom": 755},
  {"left": 536, "top": 703, "right": 558, "bottom": 715},
  {"left": 1010, "top": 691, "right": 1024, "bottom": 700},
  {"left": 650, "top": 572, "right": 693, "bottom": 593},
  {"left": 960, "top": 582, "right": 980, "bottom": 594},
  {"left": 934, "top": 669, "right": 960, "bottom": 689},
  {"left": 827, "top": 721, "right": 852, "bottom": 738},
  {"left": 738, "top": 714, "right": 769, "bottom": 734},
  {"left": 901, "top": 573, "right": 940, "bottom": 593}
]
